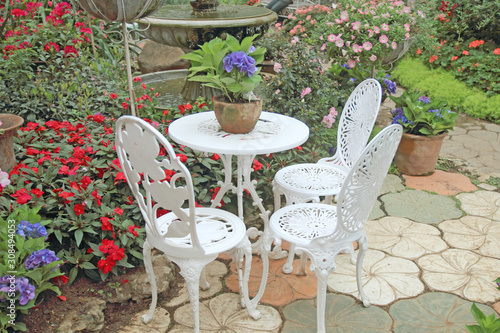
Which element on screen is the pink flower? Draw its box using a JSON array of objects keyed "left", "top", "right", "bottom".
[
  {"left": 340, "top": 10, "right": 349, "bottom": 21},
  {"left": 335, "top": 39, "right": 344, "bottom": 48},
  {"left": 351, "top": 21, "right": 361, "bottom": 30},
  {"left": 404, "top": 23, "right": 411, "bottom": 32},
  {"left": 381, "top": 23, "right": 389, "bottom": 31},
  {"left": 301, "top": 87, "right": 312, "bottom": 99},
  {"left": 352, "top": 44, "right": 362, "bottom": 53},
  {"left": 327, "top": 34, "right": 337, "bottom": 42},
  {"left": 321, "top": 107, "right": 338, "bottom": 129},
  {"left": 275, "top": 89, "right": 280, "bottom": 95},
  {"left": 379, "top": 35, "right": 389, "bottom": 44},
  {"left": 374, "top": 26, "right": 380, "bottom": 34},
  {"left": 273, "top": 62, "right": 282, "bottom": 73},
  {"left": 320, "top": 43, "right": 327, "bottom": 51},
  {"left": 369, "top": 54, "right": 377, "bottom": 62},
  {"left": 363, "top": 41, "right": 373, "bottom": 50},
  {"left": 391, "top": 41, "right": 398, "bottom": 49},
  {"left": 346, "top": 59, "right": 356, "bottom": 68},
  {"left": 0, "top": 169, "right": 10, "bottom": 188}
]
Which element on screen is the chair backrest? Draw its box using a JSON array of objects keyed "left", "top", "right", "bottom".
[
  {"left": 336, "top": 124, "right": 403, "bottom": 236},
  {"left": 115, "top": 116, "right": 205, "bottom": 256},
  {"left": 336, "top": 78, "right": 382, "bottom": 170}
]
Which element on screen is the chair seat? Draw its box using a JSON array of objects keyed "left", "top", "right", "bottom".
[
  {"left": 152, "top": 207, "right": 248, "bottom": 257},
  {"left": 274, "top": 163, "right": 347, "bottom": 197},
  {"left": 270, "top": 203, "right": 338, "bottom": 247}
]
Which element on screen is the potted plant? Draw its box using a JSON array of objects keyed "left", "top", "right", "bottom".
[
  {"left": 390, "top": 90, "right": 458, "bottom": 175},
  {"left": 181, "top": 34, "right": 267, "bottom": 134}
]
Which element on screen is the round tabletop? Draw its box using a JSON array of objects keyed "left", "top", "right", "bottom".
[{"left": 168, "top": 111, "right": 309, "bottom": 156}]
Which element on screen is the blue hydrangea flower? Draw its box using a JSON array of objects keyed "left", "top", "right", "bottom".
[
  {"left": 384, "top": 79, "right": 397, "bottom": 95},
  {"left": 16, "top": 220, "right": 47, "bottom": 239},
  {"left": 0, "top": 276, "right": 36, "bottom": 305},
  {"left": 25, "top": 249, "right": 59, "bottom": 270},
  {"left": 391, "top": 107, "right": 412, "bottom": 125},
  {"left": 223, "top": 51, "right": 257, "bottom": 77},
  {"left": 418, "top": 96, "right": 431, "bottom": 104},
  {"left": 429, "top": 109, "right": 441, "bottom": 117}
]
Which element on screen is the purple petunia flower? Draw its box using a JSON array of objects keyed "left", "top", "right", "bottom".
[
  {"left": 0, "top": 276, "right": 36, "bottom": 306},
  {"left": 16, "top": 220, "right": 47, "bottom": 239},
  {"left": 391, "top": 107, "right": 412, "bottom": 125},
  {"left": 25, "top": 249, "right": 59, "bottom": 270}
]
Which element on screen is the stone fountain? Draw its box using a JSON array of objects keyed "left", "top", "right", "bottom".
[{"left": 135, "top": 0, "right": 277, "bottom": 101}]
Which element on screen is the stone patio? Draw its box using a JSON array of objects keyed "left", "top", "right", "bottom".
[{"left": 116, "top": 96, "right": 500, "bottom": 332}]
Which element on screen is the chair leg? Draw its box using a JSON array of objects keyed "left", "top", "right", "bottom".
[
  {"left": 141, "top": 240, "right": 157, "bottom": 324},
  {"left": 357, "top": 236, "right": 371, "bottom": 307},
  {"left": 315, "top": 268, "right": 329, "bottom": 333},
  {"left": 282, "top": 243, "right": 295, "bottom": 274},
  {"left": 174, "top": 257, "right": 216, "bottom": 333}
]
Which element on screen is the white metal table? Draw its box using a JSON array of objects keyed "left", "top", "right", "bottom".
[{"left": 168, "top": 111, "right": 309, "bottom": 223}]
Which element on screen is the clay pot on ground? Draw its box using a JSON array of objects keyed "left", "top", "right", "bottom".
[
  {"left": 0, "top": 114, "right": 24, "bottom": 172},
  {"left": 213, "top": 95, "right": 262, "bottom": 134},
  {"left": 393, "top": 132, "right": 446, "bottom": 176}
]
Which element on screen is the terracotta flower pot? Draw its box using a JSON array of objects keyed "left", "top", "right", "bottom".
[
  {"left": 393, "top": 132, "right": 446, "bottom": 176},
  {"left": 213, "top": 95, "right": 262, "bottom": 134},
  {"left": 0, "top": 114, "right": 24, "bottom": 172}
]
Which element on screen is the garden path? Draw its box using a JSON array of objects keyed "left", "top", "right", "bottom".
[{"left": 115, "top": 93, "right": 500, "bottom": 332}]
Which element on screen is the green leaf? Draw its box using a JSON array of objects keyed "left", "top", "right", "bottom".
[
  {"left": 74, "top": 229, "right": 83, "bottom": 247},
  {"left": 68, "top": 267, "right": 78, "bottom": 285}
]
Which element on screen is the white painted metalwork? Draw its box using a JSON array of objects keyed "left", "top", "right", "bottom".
[
  {"left": 115, "top": 116, "right": 261, "bottom": 332},
  {"left": 262, "top": 124, "right": 403, "bottom": 333},
  {"left": 273, "top": 78, "right": 382, "bottom": 274}
]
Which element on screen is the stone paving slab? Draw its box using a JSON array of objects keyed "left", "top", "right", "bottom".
[{"left": 403, "top": 170, "right": 477, "bottom": 196}]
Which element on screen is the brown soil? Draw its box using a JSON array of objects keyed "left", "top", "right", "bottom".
[{"left": 19, "top": 269, "right": 150, "bottom": 333}]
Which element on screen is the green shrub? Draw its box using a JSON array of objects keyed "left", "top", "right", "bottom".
[{"left": 393, "top": 57, "right": 500, "bottom": 122}]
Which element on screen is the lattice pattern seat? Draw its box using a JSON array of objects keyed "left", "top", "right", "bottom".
[
  {"left": 115, "top": 116, "right": 261, "bottom": 333},
  {"left": 264, "top": 124, "right": 403, "bottom": 333}
]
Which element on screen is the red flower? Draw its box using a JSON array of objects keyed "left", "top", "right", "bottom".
[
  {"left": 211, "top": 153, "right": 220, "bottom": 161},
  {"left": 121, "top": 102, "right": 129, "bottom": 109},
  {"left": 493, "top": 48, "right": 500, "bottom": 55},
  {"left": 87, "top": 247, "right": 93, "bottom": 254},
  {"left": 429, "top": 55, "right": 438, "bottom": 63},
  {"left": 451, "top": 56, "right": 458, "bottom": 61},
  {"left": 30, "top": 188, "right": 44, "bottom": 198},
  {"left": 74, "top": 203, "right": 85, "bottom": 216},
  {"left": 108, "top": 247, "right": 125, "bottom": 261},
  {"left": 100, "top": 217, "right": 114, "bottom": 231},
  {"left": 99, "top": 239, "right": 118, "bottom": 254},
  {"left": 462, "top": 50, "right": 469, "bottom": 55},
  {"left": 53, "top": 275, "right": 69, "bottom": 284},
  {"left": 252, "top": 159, "right": 263, "bottom": 171},
  {"left": 92, "top": 114, "right": 105, "bottom": 123},
  {"left": 114, "top": 172, "right": 126, "bottom": 184},
  {"left": 92, "top": 190, "right": 102, "bottom": 206},
  {"left": 12, "top": 188, "right": 32, "bottom": 204},
  {"left": 44, "top": 42, "right": 60, "bottom": 52},
  {"left": 109, "top": 93, "right": 118, "bottom": 100},
  {"left": 114, "top": 207, "right": 124, "bottom": 215},
  {"left": 128, "top": 225, "right": 139, "bottom": 237},
  {"left": 133, "top": 77, "right": 142, "bottom": 82},
  {"left": 63, "top": 45, "right": 78, "bottom": 57},
  {"left": 97, "top": 257, "right": 115, "bottom": 274},
  {"left": 176, "top": 154, "right": 187, "bottom": 163},
  {"left": 178, "top": 103, "right": 193, "bottom": 114},
  {"left": 80, "top": 176, "right": 92, "bottom": 189}
]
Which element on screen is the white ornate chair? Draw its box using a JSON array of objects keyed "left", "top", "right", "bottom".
[
  {"left": 115, "top": 116, "right": 261, "bottom": 333},
  {"left": 263, "top": 124, "right": 402, "bottom": 333},
  {"left": 273, "top": 78, "right": 382, "bottom": 274}
]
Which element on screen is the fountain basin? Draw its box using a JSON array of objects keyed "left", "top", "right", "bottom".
[{"left": 136, "top": 5, "right": 278, "bottom": 52}]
